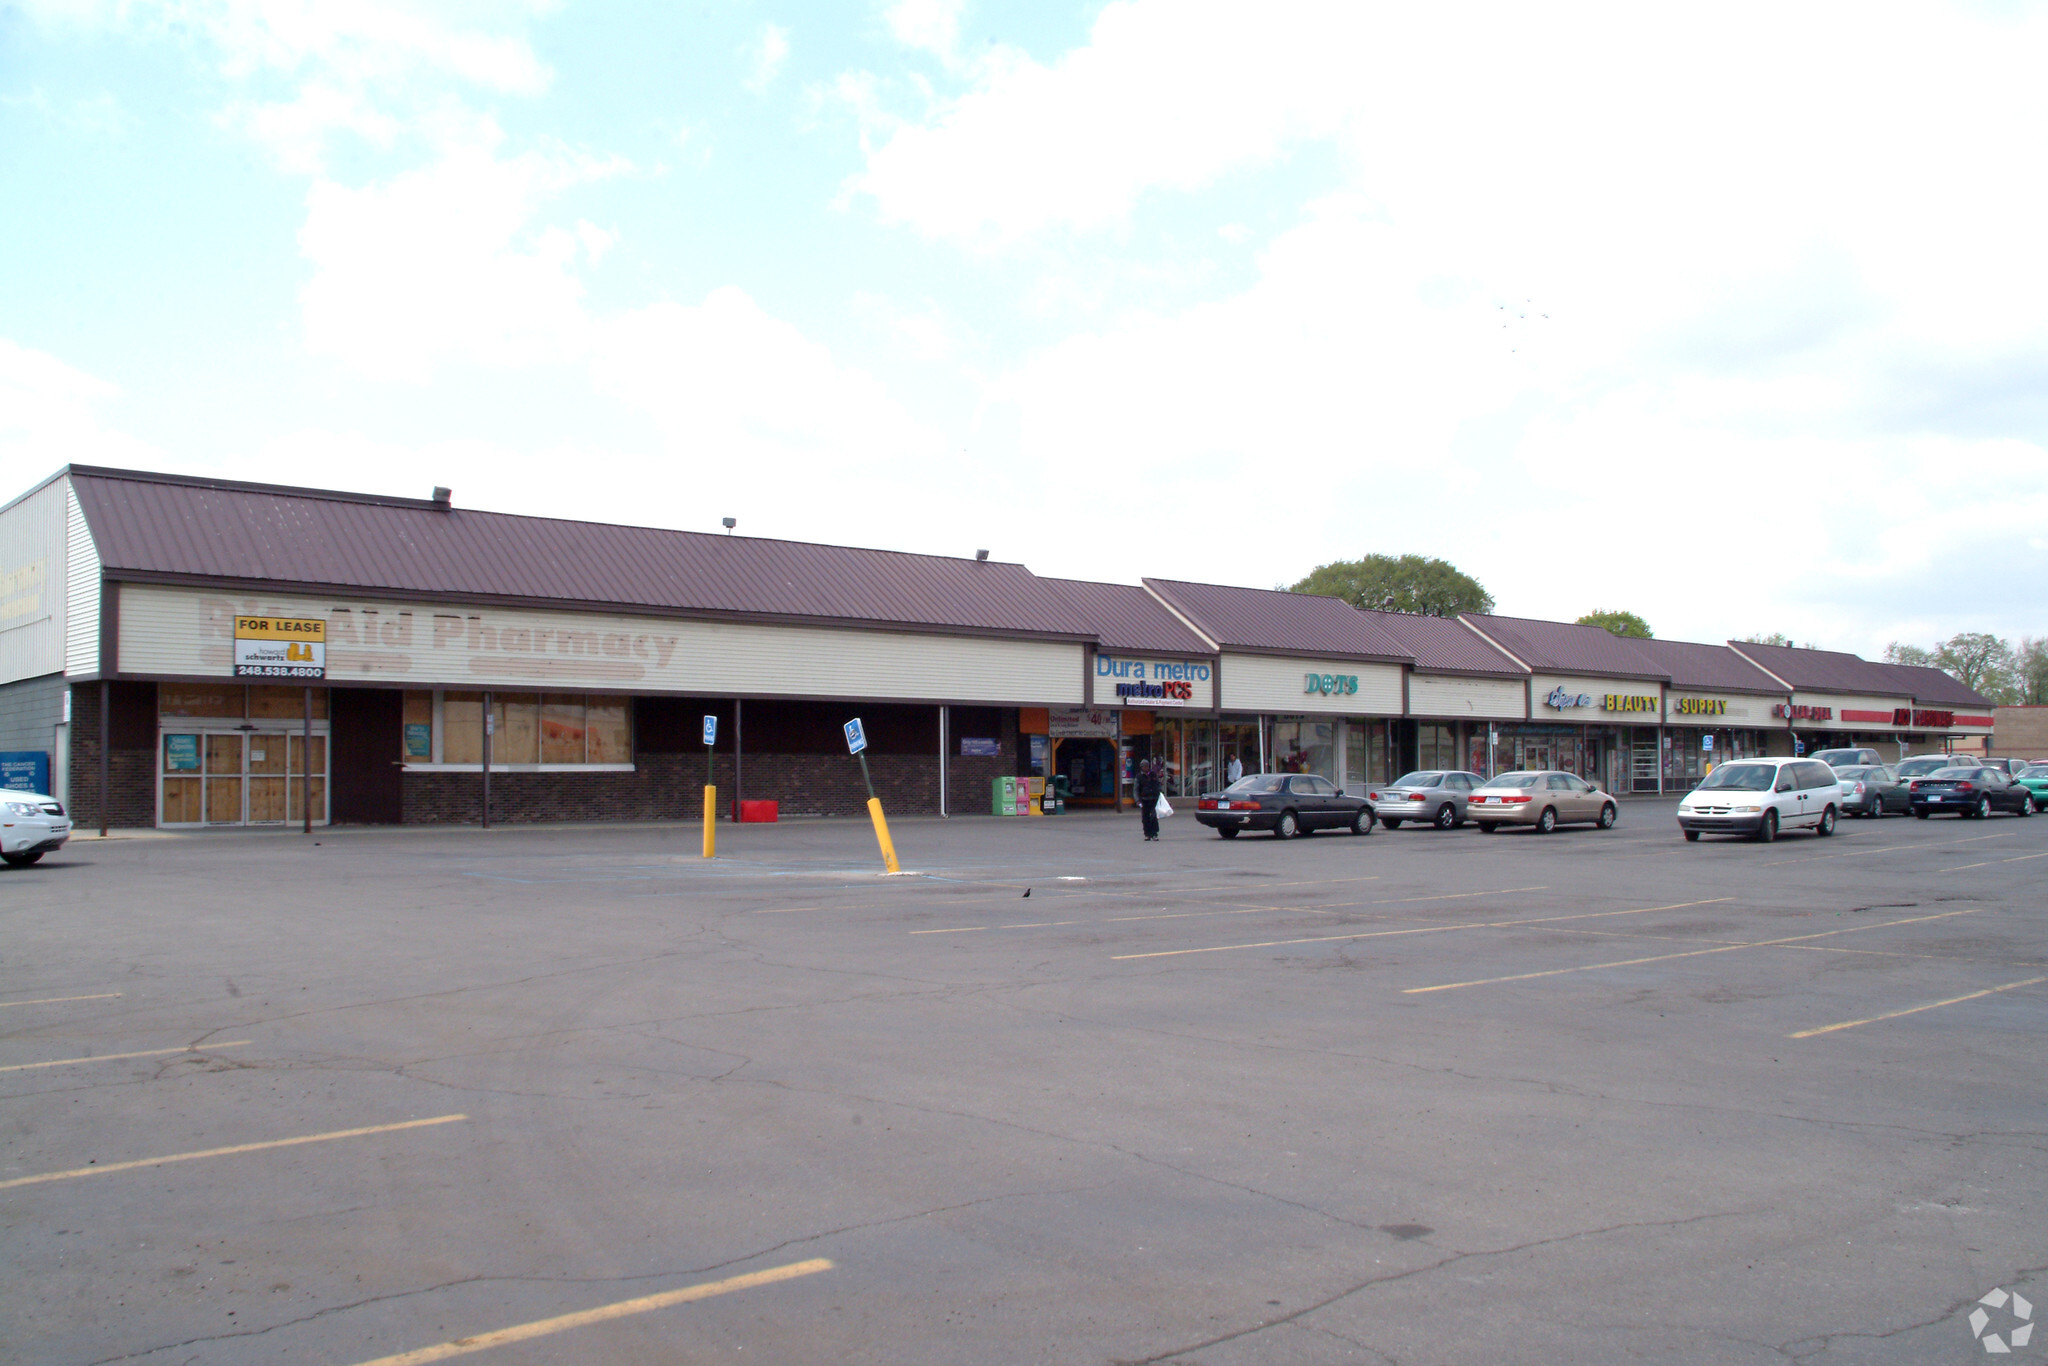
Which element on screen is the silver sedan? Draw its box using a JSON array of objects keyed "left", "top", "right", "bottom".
[{"left": 1366, "top": 770, "right": 1484, "bottom": 830}]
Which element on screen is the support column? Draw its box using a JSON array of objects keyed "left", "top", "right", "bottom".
[
  {"left": 98, "top": 679, "right": 109, "bottom": 838},
  {"left": 731, "top": 698, "right": 743, "bottom": 823},
  {"left": 938, "top": 705, "right": 949, "bottom": 817},
  {"left": 481, "top": 689, "right": 492, "bottom": 828}
]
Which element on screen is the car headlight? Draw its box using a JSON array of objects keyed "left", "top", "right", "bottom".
[
  {"left": 3, "top": 801, "right": 42, "bottom": 818},
  {"left": 1736, "top": 805, "right": 1762, "bottom": 813}
]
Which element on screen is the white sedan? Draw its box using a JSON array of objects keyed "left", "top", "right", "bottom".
[{"left": 1, "top": 790, "right": 71, "bottom": 866}]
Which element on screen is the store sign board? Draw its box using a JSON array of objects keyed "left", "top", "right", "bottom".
[
  {"left": 1602, "top": 694, "right": 1658, "bottom": 714},
  {"left": 1545, "top": 686, "right": 1594, "bottom": 710},
  {"left": 1097, "top": 654, "right": 1210, "bottom": 706},
  {"left": 1772, "top": 704, "right": 1834, "bottom": 721},
  {"left": 960, "top": 737, "right": 1000, "bottom": 757},
  {"left": 1672, "top": 697, "right": 1729, "bottom": 716},
  {"left": 1305, "top": 673, "right": 1360, "bottom": 696},
  {"left": 232, "top": 615, "right": 326, "bottom": 679},
  {"left": 1049, "top": 707, "right": 1120, "bottom": 738},
  {"left": 403, "top": 723, "right": 432, "bottom": 760},
  {"left": 164, "top": 734, "right": 201, "bottom": 772}
]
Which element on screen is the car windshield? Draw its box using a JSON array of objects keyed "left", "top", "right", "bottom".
[
  {"left": 1896, "top": 758, "right": 1950, "bottom": 776},
  {"left": 1484, "top": 772, "right": 1544, "bottom": 789},
  {"left": 1929, "top": 768, "right": 1979, "bottom": 779},
  {"left": 2023, "top": 764, "right": 2048, "bottom": 778},
  {"left": 1698, "top": 764, "right": 1775, "bottom": 791},
  {"left": 1391, "top": 772, "right": 1445, "bottom": 788},
  {"left": 1223, "top": 775, "right": 1286, "bottom": 795},
  {"left": 1834, "top": 766, "right": 1874, "bottom": 778}
]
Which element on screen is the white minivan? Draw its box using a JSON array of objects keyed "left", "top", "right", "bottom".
[{"left": 1675, "top": 758, "right": 1841, "bottom": 843}]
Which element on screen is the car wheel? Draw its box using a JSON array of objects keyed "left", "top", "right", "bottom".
[
  {"left": 1382, "top": 818, "right": 1403, "bottom": 830},
  {"left": 1274, "top": 810, "right": 1298, "bottom": 839},
  {"left": 1683, "top": 830, "right": 1700, "bottom": 842},
  {"left": 1352, "top": 808, "right": 1374, "bottom": 836},
  {"left": 1536, "top": 806, "right": 1557, "bottom": 834},
  {"left": 1975, "top": 796, "right": 1992, "bottom": 820},
  {"left": 1433, "top": 803, "right": 1456, "bottom": 830},
  {"left": 2019, "top": 795, "right": 2035, "bottom": 818},
  {"left": 1757, "top": 808, "right": 1779, "bottom": 843},
  {"left": 1914, "top": 808, "right": 1930, "bottom": 819},
  {"left": 1477, "top": 822, "right": 1497, "bottom": 834},
  {"left": 1869, "top": 798, "right": 1885, "bottom": 819},
  {"left": 1216, "top": 827, "right": 1239, "bottom": 839},
  {"left": 1, "top": 850, "right": 43, "bottom": 866},
  {"left": 1816, "top": 805, "right": 1836, "bottom": 837},
  {"left": 1597, "top": 803, "right": 1617, "bottom": 830}
]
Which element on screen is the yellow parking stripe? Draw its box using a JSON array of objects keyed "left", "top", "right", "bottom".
[
  {"left": 0, "top": 1042, "right": 250, "bottom": 1073},
  {"left": 346, "top": 1258, "right": 836, "bottom": 1366},
  {"left": 0, "top": 1114, "right": 466, "bottom": 1190},
  {"left": 1790, "top": 976, "right": 2047, "bottom": 1038},
  {"left": 0, "top": 993, "right": 122, "bottom": 1008}
]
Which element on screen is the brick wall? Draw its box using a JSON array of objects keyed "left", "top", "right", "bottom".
[
  {"left": 1992, "top": 706, "right": 2048, "bottom": 758},
  {"left": 65, "top": 682, "right": 158, "bottom": 828}
]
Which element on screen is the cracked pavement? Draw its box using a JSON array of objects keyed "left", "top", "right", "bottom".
[{"left": 2, "top": 801, "right": 2044, "bottom": 1363}]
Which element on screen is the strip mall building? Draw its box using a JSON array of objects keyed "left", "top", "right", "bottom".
[{"left": 0, "top": 467, "right": 1998, "bottom": 828}]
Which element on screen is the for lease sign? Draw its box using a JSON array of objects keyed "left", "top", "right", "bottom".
[{"left": 233, "top": 615, "right": 326, "bottom": 679}]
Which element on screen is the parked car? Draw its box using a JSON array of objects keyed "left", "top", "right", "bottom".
[
  {"left": 1811, "top": 747, "right": 1880, "bottom": 769},
  {"left": 1467, "top": 771, "right": 1617, "bottom": 834},
  {"left": 2018, "top": 763, "right": 2048, "bottom": 807},
  {"left": 1368, "top": 770, "right": 1483, "bottom": 829},
  {"left": 0, "top": 789, "right": 71, "bottom": 866},
  {"left": 1894, "top": 754, "right": 1975, "bottom": 783},
  {"left": 1675, "top": 758, "right": 1841, "bottom": 842},
  {"left": 1195, "top": 773, "right": 1375, "bottom": 839},
  {"left": 1977, "top": 757, "right": 2017, "bottom": 775},
  {"left": 1908, "top": 766, "right": 2037, "bottom": 819},
  {"left": 1832, "top": 764, "right": 1909, "bottom": 818}
]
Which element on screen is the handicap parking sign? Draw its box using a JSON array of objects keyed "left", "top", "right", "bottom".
[{"left": 844, "top": 718, "right": 867, "bottom": 755}]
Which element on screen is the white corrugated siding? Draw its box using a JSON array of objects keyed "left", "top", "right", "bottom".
[
  {"left": 1220, "top": 653, "right": 1404, "bottom": 714},
  {"left": 0, "top": 477, "right": 69, "bottom": 684},
  {"left": 118, "top": 584, "right": 1085, "bottom": 703},
  {"left": 64, "top": 481, "right": 101, "bottom": 677},
  {"left": 1408, "top": 674, "right": 1526, "bottom": 720}
]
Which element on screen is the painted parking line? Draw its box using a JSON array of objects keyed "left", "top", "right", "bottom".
[
  {"left": 1111, "top": 889, "right": 1707, "bottom": 961},
  {"left": 0, "top": 1114, "right": 466, "bottom": 1190},
  {"left": 1789, "top": 976, "right": 2048, "bottom": 1038},
  {"left": 347, "top": 1258, "right": 835, "bottom": 1366},
  {"left": 1936, "top": 850, "right": 2048, "bottom": 873},
  {"left": 1761, "top": 832, "right": 2013, "bottom": 867},
  {"left": 0, "top": 1041, "right": 251, "bottom": 1074},
  {"left": 0, "top": 993, "right": 122, "bottom": 1008},
  {"left": 1403, "top": 906, "right": 1986, "bottom": 994}
]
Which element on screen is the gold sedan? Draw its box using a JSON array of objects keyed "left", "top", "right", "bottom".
[{"left": 1466, "top": 770, "right": 1619, "bottom": 834}]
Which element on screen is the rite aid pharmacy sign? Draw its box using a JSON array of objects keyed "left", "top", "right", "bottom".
[{"left": 233, "top": 615, "right": 325, "bottom": 679}]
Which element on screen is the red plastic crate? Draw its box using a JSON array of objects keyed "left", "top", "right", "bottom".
[{"left": 738, "top": 800, "right": 779, "bottom": 823}]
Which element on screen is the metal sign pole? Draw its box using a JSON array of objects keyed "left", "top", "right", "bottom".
[
  {"left": 702, "top": 713, "right": 718, "bottom": 859},
  {"left": 481, "top": 690, "right": 492, "bottom": 829},
  {"left": 846, "top": 717, "right": 898, "bottom": 874}
]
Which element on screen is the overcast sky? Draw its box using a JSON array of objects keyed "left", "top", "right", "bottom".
[{"left": 4, "top": 1, "right": 2045, "bottom": 657}]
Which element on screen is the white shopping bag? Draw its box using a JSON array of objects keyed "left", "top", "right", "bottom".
[{"left": 1155, "top": 796, "right": 1174, "bottom": 819}]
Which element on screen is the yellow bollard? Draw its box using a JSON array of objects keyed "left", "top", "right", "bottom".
[
  {"left": 866, "top": 796, "right": 901, "bottom": 874},
  {"left": 703, "top": 784, "right": 716, "bottom": 859}
]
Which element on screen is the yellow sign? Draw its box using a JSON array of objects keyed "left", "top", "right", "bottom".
[
  {"left": 234, "top": 615, "right": 326, "bottom": 641},
  {"left": 1672, "top": 697, "right": 1728, "bottom": 716},
  {"left": 1603, "top": 693, "right": 1658, "bottom": 713}
]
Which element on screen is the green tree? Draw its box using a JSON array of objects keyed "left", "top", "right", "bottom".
[
  {"left": 1933, "top": 631, "right": 2017, "bottom": 701},
  {"left": 1883, "top": 642, "right": 1935, "bottom": 668},
  {"left": 1577, "top": 609, "right": 1652, "bottom": 638},
  {"left": 1744, "top": 632, "right": 1794, "bottom": 647},
  {"left": 1290, "top": 554, "right": 1494, "bottom": 617},
  {"left": 2017, "top": 636, "right": 2048, "bottom": 706}
]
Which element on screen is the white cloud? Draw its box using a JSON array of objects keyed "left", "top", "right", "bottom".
[
  {"left": 298, "top": 116, "right": 625, "bottom": 380},
  {"left": 0, "top": 339, "right": 163, "bottom": 470},
  {"left": 882, "top": 0, "right": 964, "bottom": 60},
  {"left": 745, "top": 23, "right": 791, "bottom": 93}
]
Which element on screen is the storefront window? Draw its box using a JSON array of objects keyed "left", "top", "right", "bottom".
[
  {"left": 160, "top": 685, "right": 328, "bottom": 719},
  {"left": 1270, "top": 719, "right": 1336, "bottom": 780},
  {"left": 405, "top": 689, "right": 631, "bottom": 766}
]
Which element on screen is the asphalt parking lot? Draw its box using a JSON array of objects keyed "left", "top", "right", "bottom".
[{"left": 4, "top": 799, "right": 2046, "bottom": 1365}]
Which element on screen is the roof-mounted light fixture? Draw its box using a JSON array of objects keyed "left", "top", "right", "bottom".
[
  {"left": 975, "top": 549, "right": 989, "bottom": 562},
  {"left": 431, "top": 486, "right": 452, "bottom": 510},
  {"left": 722, "top": 517, "right": 736, "bottom": 534}
]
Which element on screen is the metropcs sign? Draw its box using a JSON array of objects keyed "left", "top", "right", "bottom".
[{"left": 1097, "top": 654, "right": 1209, "bottom": 704}]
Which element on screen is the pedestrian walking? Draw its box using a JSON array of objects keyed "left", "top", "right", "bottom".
[
  {"left": 1227, "top": 753, "right": 1243, "bottom": 785},
  {"left": 1138, "top": 760, "right": 1163, "bottom": 841}
]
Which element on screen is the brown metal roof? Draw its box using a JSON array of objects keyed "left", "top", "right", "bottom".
[
  {"left": 1876, "top": 662, "right": 1993, "bottom": 708},
  {"left": 1459, "top": 613, "right": 1664, "bottom": 680},
  {"left": 67, "top": 467, "right": 1092, "bottom": 638},
  {"left": 1042, "top": 579, "right": 1214, "bottom": 657},
  {"left": 1724, "top": 640, "right": 1908, "bottom": 696},
  {"left": 1142, "top": 579, "right": 1409, "bottom": 662},
  {"left": 1630, "top": 638, "right": 1787, "bottom": 695},
  {"left": 1357, "top": 608, "right": 1524, "bottom": 676}
]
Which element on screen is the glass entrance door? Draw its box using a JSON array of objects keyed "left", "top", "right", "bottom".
[{"left": 161, "top": 726, "right": 328, "bottom": 826}]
